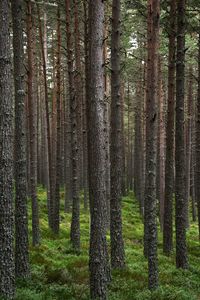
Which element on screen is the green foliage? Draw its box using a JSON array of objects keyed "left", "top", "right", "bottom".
[{"left": 16, "top": 188, "right": 200, "bottom": 299}]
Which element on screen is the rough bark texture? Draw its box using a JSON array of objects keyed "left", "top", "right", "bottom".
[
  {"left": 110, "top": 0, "right": 125, "bottom": 269},
  {"left": 53, "top": 6, "right": 61, "bottom": 234},
  {"left": 196, "top": 33, "right": 200, "bottom": 239},
  {"left": 74, "top": 0, "right": 83, "bottom": 190},
  {"left": 0, "top": 1, "right": 15, "bottom": 298},
  {"left": 12, "top": 0, "right": 30, "bottom": 279},
  {"left": 175, "top": 0, "right": 188, "bottom": 269},
  {"left": 134, "top": 62, "right": 145, "bottom": 215},
  {"left": 185, "top": 68, "right": 193, "bottom": 229},
  {"left": 144, "top": 0, "right": 159, "bottom": 290},
  {"left": 27, "top": 0, "right": 40, "bottom": 247},
  {"left": 83, "top": 0, "right": 89, "bottom": 211},
  {"left": 156, "top": 57, "right": 165, "bottom": 231},
  {"left": 65, "top": 0, "right": 80, "bottom": 251},
  {"left": 120, "top": 82, "right": 126, "bottom": 196},
  {"left": 163, "top": 0, "right": 176, "bottom": 256},
  {"left": 88, "top": 1, "right": 110, "bottom": 298}
]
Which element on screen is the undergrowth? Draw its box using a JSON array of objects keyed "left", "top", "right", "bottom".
[{"left": 14, "top": 187, "right": 200, "bottom": 299}]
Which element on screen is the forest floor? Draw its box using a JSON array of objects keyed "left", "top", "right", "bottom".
[{"left": 16, "top": 187, "right": 200, "bottom": 300}]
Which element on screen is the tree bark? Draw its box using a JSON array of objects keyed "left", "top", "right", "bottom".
[
  {"left": 110, "top": 0, "right": 125, "bottom": 269},
  {"left": 12, "top": 0, "right": 30, "bottom": 279},
  {"left": 144, "top": 0, "right": 160, "bottom": 289},
  {"left": 65, "top": 0, "right": 80, "bottom": 251},
  {"left": 88, "top": 0, "right": 110, "bottom": 298},
  {"left": 53, "top": 5, "right": 61, "bottom": 234},
  {"left": 175, "top": 0, "right": 188, "bottom": 269},
  {"left": 196, "top": 33, "right": 200, "bottom": 239},
  {"left": 0, "top": 1, "right": 15, "bottom": 298},
  {"left": 27, "top": 0, "right": 40, "bottom": 246},
  {"left": 163, "top": 0, "right": 176, "bottom": 255},
  {"left": 185, "top": 67, "right": 193, "bottom": 229}
]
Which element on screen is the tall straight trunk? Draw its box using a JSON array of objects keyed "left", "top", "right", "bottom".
[
  {"left": 74, "top": 0, "right": 83, "bottom": 190},
  {"left": 185, "top": 67, "right": 193, "bottom": 229},
  {"left": 0, "top": 1, "right": 15, "bottom": 298},
  {"left": 64, "top": 82, "right": 72, "bottom": 213},
  {"left": 134, "top": 62, "right": 144, "bottom": 214},
  {"left": 120, "top": 82, "right": 126, "bottom": 196},
  {"left": 88, "top": 1, "right": 110, "bottom": 298},
  {"left": 110, "top": 0, "right": 125, "bottom": 269},
  {"left": 156, "top": 57, "right": 165, "bottom": 231},
  {"left": 27, "top": 0, "right": 40, "bottom": 246},
  {"left": 144, "top": 0, "right": 160, "bottom": 289},
  {"left": 12, "top": 0, "right": 29, "bottom": 279},
  {"left": 196, "top": 33, "right": 200, "bottom": 238},
  {"left": 83, "top": 0, "right": 89, "bottom": 211},
  {"left": 127, "top": 82, "right": 132, "bottom": 191},
  {"left": 191, "top": 99, "right": 197, "bottom": 222},
  {"left": 53, "top": 6, "right": 61, "bottom": 234},
  {"left": 37, "top": 4, "right": 53, "bottom": 230},
  {"left": 175, "top": 0, "right": 188, "bottom": 269},
  {"left": 163, "top": 0, "right": 176, "bottom": 255},
  {"left": 65, "top": 0, "right": 80, "bottom": 251}
]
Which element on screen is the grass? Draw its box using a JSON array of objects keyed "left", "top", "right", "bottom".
[{"left": 15, "top": 187, "right": 200, "bottom": 299}]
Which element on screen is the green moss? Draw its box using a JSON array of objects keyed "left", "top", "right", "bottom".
[{"left": 16, "top": 187, "right": 200, "bottom": 299}]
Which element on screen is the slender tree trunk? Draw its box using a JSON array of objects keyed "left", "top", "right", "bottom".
[
  {"left": 191, "top": 100, "right": 197, "bottom": 222},
  {"left": 134, "top": 62, "right": 144, "bottom": 214},
  {"left": 110, "top": 0, "right": 125, "bottom": 269},
  {"left": 127, "top": 82, "right": 132, "bottom": 191},
  {"left": 121, "top": 82, "right": 126, "bottom": 196},
  {"left": 185, "top": 67, "right": 193, "bottom": 229},
  {"left": 144, "top": 0, "right": 160, "bottom": 289},
  {"left": 53, "top": 5, "right": 61, "bottom": 234},
  {"left": 175, "top": 0, "right": 188, "bottom": 269},
  {"left": 27, "top": 0, "right": 40, "bottom": 246},
  {"left": 64, "top": 82, "right": 72, "bottom": 213},
  {"left": 163, "top": 0, "right": 176, "bottom": 255},
  {"left": 65, "top": 0, "right": 80, "bottom": 251},
  {"left": 74, "top": 0, "right": 83, "bottom": 190},
  {"left": 83, "top": 0, "right": 89, "bottom": 211},
  {"left": 196, "top": 33, "right": 200, "bottom": 239},
  {"left": 0, "top": 1, "right": 15, "bottom": 298},
  {"left": 12, "top": 0, "right": 30, "bottom": 279},
  {"left": 156, "top": 57, "right": 165, "bottom": 231},
  {"left": 88, "top": 1, "right": 110, "bottom": 298}
]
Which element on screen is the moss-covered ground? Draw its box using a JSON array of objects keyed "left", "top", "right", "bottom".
[{"left": 15, "top": 187, "right": 200, "bottom": 299}]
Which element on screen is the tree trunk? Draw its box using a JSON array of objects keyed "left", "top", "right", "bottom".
[
  {"left": 185, "top": 67, "right": 193, "bottom": 229},
  {"left": 83, "top": 0, "right": 89, "bottom": 211},
  {"left": 196, "top": 33, "right": 200, "bottom": 239},
  {"left": 120, "top": 82, "right": 126, "bottom": 196},
  {"left": 175, "top": 0, "right": 188, "bottom": 269},
  {"left": 144, "top": 0, "right": 160, "bottom": 289},
  {"left": 110, "top": 0, "right": 125, "bottom": 269},
  {"left": 0, "top": 1, "right": 15, "bottom": 298},
  {"left": 53, "top": 5, "right": 61, "bottom": 234},
  {"left": 65, "top": 0, "right": 80, "bottom": 251},
  {"left": 156, "top": 57, "right": 165, "bottom": 231},
  {"left": 27, "top": 0, "right": 40, "bottom": 246},
  {"left": 12, "top": 0, "right": 30, "bottom": 279},
  {"left": 88, "top": 0, "right": 110, "bottom": 298},
  {"left": 163, "top": 0, "right": 176, "bottom": 256}
]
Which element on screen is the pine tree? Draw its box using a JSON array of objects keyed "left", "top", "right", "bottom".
[
  {"left": 0, "top": 1, "right": 15, "bottom": 297},
  {"left": 110, "top": 0, "right": 125, "bottom": 269},
  {"left": 12, "top": 0, "right": 30, "bottom": 279}
]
